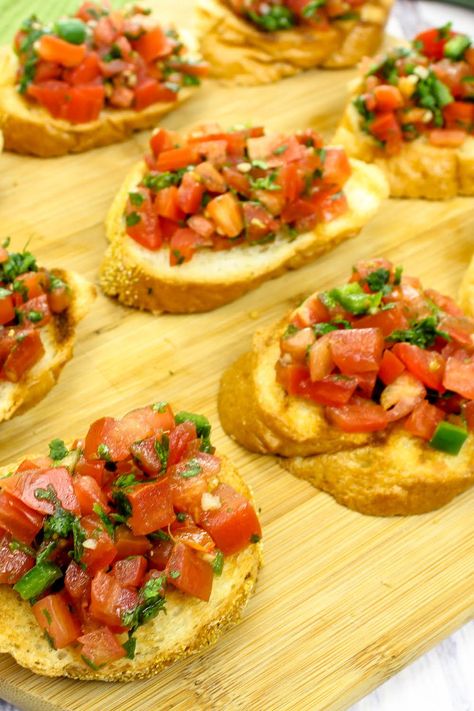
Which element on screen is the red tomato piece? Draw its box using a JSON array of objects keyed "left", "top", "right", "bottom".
[
  {"left": 115, "top": 525, "right": 152, "bottom": 559},
  {"left": 275, "top": 362, "right": 308, "bottom": 395},
  {"left": 291, "top": 294, "right": 330, "bottom": 328},
  {"left": 308, "top": 334, "right": 334, "bottom": 381},
  {"left": 415, "top": 27, "right": 454, "bottom": 60},
  {"left": 130, "top": 436, "right": 163, "bottom": 475},
  {"left": 0, "top": 293, "right": 14, "bottom": 325},
  {"left": 177, "top": 172, "right": 205, "bottom": 213},
  {"left": 81, "top": 514, "right": 118, "bottom": 575},
  {"left": 370, "top": 112, "right": 402, "bottom": 151},
  {"left": 17, "top": 294, "right": 51, "bottom": 327},
  {"left": 126, "top": 190, "right": 161, "bottom": 250},
  {"left": 167, "top": 422, "right": 197, "bottom": 466},
  {"left": 127, "top": 479, "right": 175, "bottom": 536},
  {"left": 296, "top": 375, "right": 357, "bottom": 406},
  {"left": 150, "top": 128, "right": 179, "bottom": 157},
  {"left": 73, "top": 475, "right": 109, "bottom": 516},
  {"left": 222, "top": 166, "right": 251, "bottom": 196},
  {"left": 156, "top": 147, "right": 199, "bottom": 173},
  {"left": 149, "top": 540, "right": 174, "bottom": 570},
  {"left": 3, "top": 466, "right": 80, "bottom": 516},
  {"left": 78, "top": 626, "right": 126, "bottom": 666},
  {"left": 75, "top": 457, "right": 106, "bottom": 486},
  {"left": 0, "top": 492, "right": 44, "bottom": 544},
  {"left": 321, "top": 147, "right": 351, "bottom": 188},
  {"left": 172, "top": 521, "right": 215, "bottom": 553},
  {"left": 166, "top": 542, "right": 213, "bottom": 602},
  {"left": 169, "top": 228, "right": 205, "bottom": 266},
  {"left": 154, "top": 186, "right": 184, "bottom": 222},
  {"left": 48, "top": 284, "right": 71, "bottom": 313},
  {"left": 329, "top": 328, "right": 384, "bottom": 374},
  {"left": 90, "top": 570, "right": 138, "bottom": 628},
  {"left": 61, "top": 84, "right": 105, "bottom": 124},
  {"left": 38, "top": 35, "right": 86, "bottom": 67},
  {"left": 27, "top": 80, "right": 69, "bottom": 118},
  {"left": 404, "top": 400, "right": 445, "bottom": 440},
  {"left": 83, "top": 417, "right": 126, "bottom": 461},
  {"left": 443, "top": 102, "right": 474, "bottom": 131},
  {"left": 13, "top": 271, "right": 47, "bottom": 304},
  {"left": 64, "top": 560, "right": 91, "bottom": 601},
  {"left": 67, "top": 52, "right": 101, "bottom": 84},
  {"left": 392, "top": 343, "right": 445, "bottom": 392},
  {"left": 373, "top": 85, "right": 404, "bottom": 111},
  {"left": 429, "top": 129, "right": 466, "bottom": 147},
  {"left": 281, "top": 327, "right": 315, "bottom": 362},
  {"left": 356, "top": 303, "right": 408, "bottom": 337},
  {"left": 354, "top": 371, "right": 377, "bottom": 398},
  {"left": 3, "top": 329, "right": 45, "bottom": 382},
  {"left": 0, "top": 530, "right": 34, "bottom": 584},
  {"left": 113, "top": 555, "right": 147, "bottom": 588},
  {"left": 443, "top": 355, "right": 474, "bottom": 399},
  {"left": 133, "top": 27, "right": 172, "bottom": 62},
  {"left": 326, "top": 398, "right": 390, "bottom": 432},
  {"left": 206, "top": 193, "right": 244, "bottom": 238},
  {"left": 463, "top": 401, "right": 474, "bottom": 431},
  {"left": 199, "top": 483, "right": 261, "bottom": 555},
  {"left": 134, "top": 79, "right": 177, "bottom": 111},
  {"left": 378, "top": 349, "right": 405, "bottom": 385},
  {"left": 195, "top": 161, "right": 227, "bottom": 193},
  {"left": 187, "top": 214, "right": 215, "bottom": 239},
  {"left": 32, "top": 593, "right": 81, "bottom": 649}
]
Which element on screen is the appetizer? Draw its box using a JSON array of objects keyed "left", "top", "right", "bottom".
[
  {"left": 0, "top": 403, "right": 262, "bottom": 680},
  {"left": 0, "top": 241, "right": 95, "bottom": 422},
  {"left": 100, "top": 123, "right": 387, "bottom": 313},
  {"left": 459, "top": 253, "right": 474, "bottom": 317},
  {"left": 333, "top": 25, "right": 474, "bottom": 198},
  {"left": 196, "top": 0, "right": 393, "bottom": 85},
  {"left": 219, "top": 258, "right": 474, "bottom": 515},
  {"left": 0, "top": 1, "right": 207, "bottom": 157}
]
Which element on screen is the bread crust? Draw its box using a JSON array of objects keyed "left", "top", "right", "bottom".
[
  {"left": 218, "top": 320, "right": 474, "bottom": 515},
  {"left": 0, "top": 269, "right": 96, "bottom": 423},
  {"left": 333, "top": 103, "right": 474, "bottom": 199},
  {"left": 99, "top": 158, "right": 388, "bottom": 313},
  {"left": 0, "top": 457, "right": 262, "bottom": 681},
  {"left": 0, "top": 47, "right": 196, "bottom": 157},
  {"left": 196, "top": 0, "right": 393, "bottom": 85}
]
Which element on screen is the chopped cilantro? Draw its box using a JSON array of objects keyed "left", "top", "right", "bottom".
[
  {"left": 387, "top": 316, "right": 451, "bottom": 349},
  {"left": 364, "top": 268, "right": 392, "bottom": 294},
  {"left": 179, "top": 458, "right": 202, "bottom": 478},
  {"left": 273, "top": 145, "right": 288, "bottom": 155},
  {"left": 48, "top": 438, "right": 68, "bottom": 461},
  {"left": 283, "top": 323, "right": 299, "bottom": 339},
  {"left": 212, "top": 550, "right": 224, "bottom": 576},
  {"left": 129, "top": 191, "right": 145, "bottom": 207},
  {"left": 169, "top": 570, "right": 180, "bottom": 579},
  {"left": 114, "top": 473, "right": 139, "bottom": 489},
  {"left": 123, "top": 636, "right": 137, "bottom": 659},
  {"left": 176, "top": 512, "right": 186, "bottom": 522},
  {"left": 154, "top": 434, "right": 169, "bottom": 471},
  {"left": 175, "top": 411, "right": 212, "bottom": 453},
  {"left": 97, "top": 443, "right": 111, "bottom": 461},
  {"left": 152, "top": 401, "right": 168, "bottom": 412},
  {"left": 142, "top": 169, "right": 186, "bottom": 192},
  {"left": 302, "top": 0, "right": 325, "bottom": 18},
  {"left": 250, "top": 534, "right": 261, "bottom": 543},
  {"left": 92, "top": 503, "right": 115, "bottom": 539},
  {"left": 126, "top": 212, "right": 141, "bottom": 227},
  {"left": 247, "top": 5, "right": 295, "bottom": 31},
  {"left": 0, "top": 249, "right": 37, "bottom": 283},
  {"left": 249, "top": 172, "right": 281, "bottom": 192},
  {"left": 182, "top": 73, "right": 200, "bottom": 86}
]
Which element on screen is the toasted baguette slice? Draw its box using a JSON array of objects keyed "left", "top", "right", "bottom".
[
  {"left": 0, "top": 456, "right": 261, "bottom": 681},
  {"left": 333, "top": 102, "right": 474, "bottom": 199},
  {"left": 0, "top": 269, "right": 95, "bottom": 423},
  {"left": 196, "top": 0, "right": 393, "bottom": 85},
  {"left": 218, "top": 321, "right": 474, "bottom": 515},
  {"left": 99, "top": 158, "right": 388, "bottom": 313},
  {"left": 0, "top": 47, "right": 196, "bottom": 157}
]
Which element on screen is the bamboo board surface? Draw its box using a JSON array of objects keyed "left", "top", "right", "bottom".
[{"left": 0, "top": 2, "right": 473, "bottom": 710}]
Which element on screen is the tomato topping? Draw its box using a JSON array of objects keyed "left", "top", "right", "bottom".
[
  {"left": 166, "top": 543, "right": 213, "bottom": 602},
  {"left": 3, "top": 329, "right": 45, "bottom": 382},
  {"left": 65, "top": 560, "right": 91, "bottom": 601},
  {"left": 115, "top": 525, "right": 152, "bottom": 558},
  {"left": 0, "top": 530, "right": 34, "bottom": 584},
  {"left": 81, "top": 514, "right": 118, "bottom": 576},
  {"left": 378, "top": 349, "right": 405, "bottom": 385},
  {"left": 32, "top": 593, "right": 81, "bottom": 648},
  {"left": 38, "top": 35, "right": 86, "bottom": 67},
  {"left": 127, "top": 479, "right": 176, "bottom": 535},
  {"left": 404, "top": 400, "right": 445, "bottom": 440},
  {"left": 329, "top": 328, "right": 384, "bottom": 374},
  {"left": 326, "top": 399, "right": 390, "bottom": 432},
  {"left": 90, "top": 570, "right": 138, "bottom": 627},
  {"left": 113, "top": 556, "right": 147, "bottom": 588},
  {"left": 73, "top": 475, "right": 109, "bottom": 516},
  {"left": 443, "top": 354, "right": 474, "bottom": 399},
  {"left": 0, "top": 492, "right": 44, "bottom": 544},
  {"left": 78, "top": 626, "right": 126, "bottom": 666},
  {"left": 4, "top": 466, "right": 80, "bottom": 516},
  {"left": 392, "top": 343, "right": 445, "bottom": 392},
  {"left": 200, "top": 484, "right": 262, "bottom": 555}
]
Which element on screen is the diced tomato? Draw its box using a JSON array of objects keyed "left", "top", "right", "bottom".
[
  {"left": 167, "top": 422, "right": 197, "bottom": 466},
  {"left": 126, "top": 190, "right": 161, "bottom": 250},
  {"left": 61, "top": 84, "right": 105, "bottom": 123},
  {"left": 199, "top": 483, "right": 261, "bottom": 555},
  {"left": 90, "top": 570, "right": 138, "bottom": 627},
  {"left": 221, "top": 166, "right": 251, "bottom": 196},
  {"left": 115, "top": 525, "right": 152, "bottom": 558},
  {"left": 127, "top": 478, "right": 175, "bottom": 536},
  {"left": 34, "top": 60, "right": 61, "bottom": 82},
  {"left": 0, "top": 530, "right": 34, "bottom": 584},
  {"left": 281, "top": 327, "right": 315, "bottom": 362},
  {"left": 308, "top": 334, "right": 334, "bottom": 381},
  {"left": 0, "top": 293, "right": 14, "bottom": 325},
  {"left": 278, "top": 162, "right": 304, "bottom": 202},
  {"left": 354, "top": 371, "right": 377, "bottom": 398},
  {"left": 3, "top": 329, "right": 45, "bottom": 382},
  {"left": 67, "top": 52, "right": 101, "bottom": 84},
  {"left": 356, "top": 302, "right": 408, "bottom": 337},
  {"left": 291, "top": 294, "right": 330, "bottom": 328},
  {"left": 149, "top": 540, "right": 174, "bottom": 569},
  {"left": 429, "top": 129, "right": 466, "bottom": 147},
  {"left": 206, "top": 193, "right": 244, "bottom": 238},
  {"left": 296, "top": 374, "right": 357, "bottom": 406},
  {"left": 65, "top": 560, "right": 91, "bottom": 601},
  {"left": 310, "top": 190, "right": 348, "bottom": 224},
  {"left": 134, "top": 79, "right": 177, "bottom": 110},
  {"left": 154, "top": 186, "right": 184, "bottom": 222},
  {"left": 275, "top": 362, "right": 308, "bottom": 395},
  {"left": 370, "top": 112, "right": 402, "bottom": 151},
  {"left": 443, "top": 354, "right": 474, "bottom": 399},
  {"left": 321, "top": 147, "right": 351, "bottom": 188},
  {"left": 415, "top": 27, "right": 454, "bottom": 60},
  {"left": 373, "top": 85, "right": 404, "bottom": 111},
  {"left": 27, "top": 80, "right": 70, "bottom": 118},
  {"left": 193, "top": 139, "right": 228, "bottom": 166},
  {"left": 172, "top": 520, "right": 215, "bottom": 553},
  {"left": 121, "top": 405, "right": 175, "bottom": 443},
  {"left": 75, "top": 457, "right": 106, "bottom": 486},
  {"left": 83, "top": 417, "right": 127, "bottom": 461},
  {"left": 32, "top": 594, "right": 81, "bottom": 649},
  {"left": 169, "top": 228, "right": 204, "bottom": 266},
  {"left": 329, "top": 328, "right": 384, "bottom": 374},
  {"left": 81, "top": 514, "right": 118, "bottom": 575},
  {"left": 378, "top": 348, "right": 405, "bottom": 385},
  {"left": 166, "top": 542, "right": 213, "bottom": 601},
  {"left": 3, "top": 466, "right": 80, "bottom": 516},
  {"left": 463, "top": 401, "right": 474, "bottom": 431},
  {"left": 73, "top": 475, "right": 109, "bottom": 516},
  {"left": 242, "top": 202, "right": 276, "bottom": 240},
  {"left": 326, "top": 397, "right": 390, "bottom": 432},
  {"left": 12, "top": 272, "right": 47, "bottom": 304},
  {"left": 177, "top": 173, "right": 205, "bottom": 213},
  {"left": 380, "top": 372, "right": 426, "bottom": 421},
  {"left": 156, "top": 147, "right": 198, "bottom": 173},
  {"left": 0, "top": 492, "right": 44, "bottom": 544},
  {"left": 392, "top": 343, "right": 445, "bottom": 392},
  {"left": 48, "top": 283, "right": 71, "bottom": 313},
  {"left": 187, "top": 214, "right": 215, "bottom": 239},
  {"left": 443, "top": 102, "right": 474, "bottom": 131},
  {"left": 78, "top": 626, "right": 126, "bottom": 666},
  {"left": 133, "top": 27, "right": 172, "bottom": 62},
  {"left": 38, "top": 35, "right": 86, "bottom": 67},
  {"left": 130, "top": 436, "right": 163, "bottom": 475},
  {"left": 404, "top": 400, "right": 445, "bottom": 440},
  {"left": 425, "top": 288, "right": 463, "bottom": 317},
  {"left": 195, "top": 161, "right": 227, "bottom": 193},
  {"left": 150, "top": 128, "right": 178, "bottom": 157},
  {"left": 17, "top": 294, "right": 51, "bottom": 327},
  {"left": 113, "top": 555, "right": 147, "bottom": 588}
]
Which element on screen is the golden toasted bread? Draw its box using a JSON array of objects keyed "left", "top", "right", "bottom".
[
  {"left": 218, "top": 321, "right": 474, "bottom": 516},
  {"left": 333, "top": 94, "right": 474, "bottom": 199},
  {"left": 196, "top": 0, "right": 393, "bottom": 85},
  {"left": 0, "top": 269, "right": 95, "bottom": 423},
  {"left": 0, "top": 47, "right": 197, "bottom": 158},
  {"left": 99, "top": 158, "right": 388, "bottom": 314},
  {"left": 0, "top": 456, "right": 261, "bottom": 681}
]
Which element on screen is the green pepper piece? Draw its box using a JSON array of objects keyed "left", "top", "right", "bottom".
[
  {"left": 429, "top": 421, "right": 468, "bottom": 455},
  {"left": 444, "top": 34, "right": 471, "bottom": 61},
  {"left": 54, "top": 18, "right": 87, "bottom": 45},
  {"left": 13, "top": 562, "right": 62, "bottom": 600},
  {"left": 324, "top": 282, "right": 382, "bottom": 315}
]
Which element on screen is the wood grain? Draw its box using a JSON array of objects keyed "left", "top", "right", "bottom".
[{"left": 0, "top": 2, "right": 473, "bottom": 710}]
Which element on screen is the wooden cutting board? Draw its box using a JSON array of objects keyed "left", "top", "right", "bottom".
[{"left": 0, "top": 2, "right": 473, "bottom": 709}]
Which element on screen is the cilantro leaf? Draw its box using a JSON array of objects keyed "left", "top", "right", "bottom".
[
  {"left": 387, "top": 316, "right": 451, "bottom": 349},
  {"left": 48, "top": 438, "right": 68, "bottom": 461}
]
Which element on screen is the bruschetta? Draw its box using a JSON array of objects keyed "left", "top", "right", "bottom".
[
  {"left": 219, "top": 258, "right": 474, "bottom": 515},
  {"left": 196, "top": 0, "right": 393, "bottom": 85},
  {"left": 100, "top": 123, "right": 388, "bottom": 313},
  {"left": 333, "top": 26, "right": 474, "bottom": 199},
  {"left": 0, "top": 2, "right": 207, "bottom": 157},
  {"left": 0, "top": 241, "right": 95, "bottom": 422},
  {"left": 0, "top": 403, "right": 262, "bottom": 680}
]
